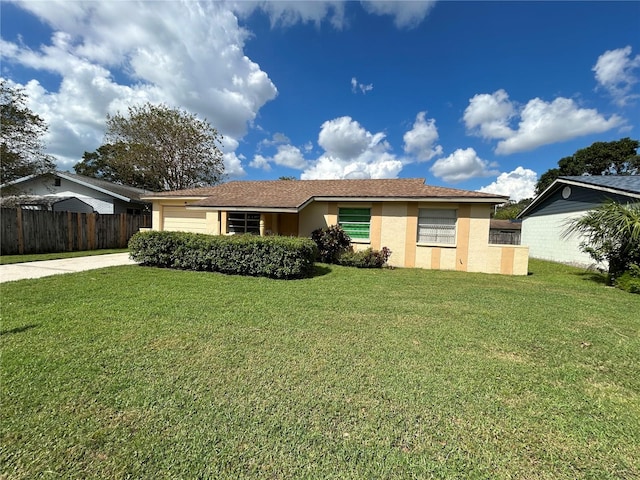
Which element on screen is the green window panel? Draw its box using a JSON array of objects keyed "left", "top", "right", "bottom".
[{"left": 339, "top": 208, "right": 371, "bottom": 239}]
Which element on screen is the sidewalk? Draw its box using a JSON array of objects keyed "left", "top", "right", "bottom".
[{"left": 0, "top": 253, "right": 138, "bottom": 283}]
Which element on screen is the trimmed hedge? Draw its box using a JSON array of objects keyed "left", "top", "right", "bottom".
[{"left": 128, "top": 231, "right": 317, "bottom": 279}]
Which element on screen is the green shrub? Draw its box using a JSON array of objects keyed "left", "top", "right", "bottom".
[
  {"left": 615, "top": 263, "right": 640, "bottom": 294},
  {"left": 129, "top": 231, "right": 317, "bottom": 279},
  {"left": 338, "top": 247, "right": 392, "bottom": 268},
  {"left": 311, "top": 225, "right": 351, "bottom": 263}
]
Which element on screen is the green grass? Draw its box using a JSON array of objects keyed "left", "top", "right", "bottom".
[
  {"left": 0, "top": 248, "right": 128, "bottom": 265},
  {"left": 1, "top": 259, "right": 639, "bottom": 479}
]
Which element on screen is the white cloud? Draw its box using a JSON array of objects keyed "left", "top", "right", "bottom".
[
  {"left": 463, "top": 89, "right": 624, "bottom": 155},
  {"left": 273, "top": 144, "right": 308, "bottom": 169},
  {"left": 495, "top": 97, "right": 623, "bottom": 154},
  {"left": 403, "top": 111, "right": 443, "bottom": 162},
  {"left": 351, "top": 76, "right": 373, "bottom": 94},
  {"left": 430, "top": 148, "right": 499, "bottom": 183},
  {"left": 478, "top": 167, "right": 537, "bottom": 202},
  {"left": 232, "top": 1, "right": 347, "bottom": 29},
  {"left": 317, "top": 116, "right": 378, "bottom": 160},
  {"left": 2, "top": 1, "right": 277, "bottom": 174},
  {"left": 593, "top": 46, "right": 640, "bottom": 106},
  {"left": 301, "top": 116, "right": 402, "bottom": 179},
  {"left": 360, "top": 1, "right": 437, "bottom": 29},
  {"left": 250, "top": 154, "right": 271, "bottom": 171},
  {"left": 463, "top": 89, "right": 516, "bottom": 140}
]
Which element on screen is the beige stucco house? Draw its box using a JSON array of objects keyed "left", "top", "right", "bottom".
[{"left": 143, "top": 178, "right": 529, "bottom": 275}]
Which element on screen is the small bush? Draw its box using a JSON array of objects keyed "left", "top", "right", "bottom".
[
  {"left": 129, "top": 231, "right": 317, "bottom": 279},
  {"left": 615, "top": 263, "right": 640, "bottom": 294},
  {"left": 311, "top": 225, "right": 351, "bottom": 263},
  {"left": 338, "top": 247, "right": 392, "bottom": 268}
]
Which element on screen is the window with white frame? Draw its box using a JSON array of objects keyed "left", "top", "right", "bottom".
[
  {"left": 338, "top": 207, "right": 371, "bottom": 240},
  {"left": 227, "top": 212, "right": 260, "bottom": 234},
  {"left": 417, "top": 209, "right": 457, "bottom": 244}
]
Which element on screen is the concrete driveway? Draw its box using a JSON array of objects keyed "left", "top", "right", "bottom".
[{"left": 0, "top": 253, "right": 138, "bottom": 283}]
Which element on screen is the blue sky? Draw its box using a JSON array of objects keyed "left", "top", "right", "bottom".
[{"left": 2, "top": 1, "right": 639, "bottom": 200}]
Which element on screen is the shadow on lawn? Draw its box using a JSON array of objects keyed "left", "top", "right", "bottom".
[
  {"left": 0, "top": 324, "right": 38, "bottom": 336},
  {"left": 311, "top": 265, "right": 332, "bottom": 278},
  {"left": 574, "top": 271, "right": 608, "bottom": 285}
]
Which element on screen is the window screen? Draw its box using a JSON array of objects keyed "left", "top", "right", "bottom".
[{"left": 417, "top": 209, "right": 456, "bottom": 244}]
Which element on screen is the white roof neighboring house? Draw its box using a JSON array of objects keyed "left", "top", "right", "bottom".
[
  {"left": 1, "top": 171, "right": 152, "bottom": 214},
  {"left": 518, "top": 175, "right": 640, "bottom": 268}
]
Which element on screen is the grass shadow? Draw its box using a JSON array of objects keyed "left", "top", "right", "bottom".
[
  {"left": 574, "top": 271, "right": 608, "bottom": 285},
  {"left": 311, "top": 265, "right": 332, "bottom": 277},
  {"left": 0, "top": 324, "right": 38, "bottom": 336}
]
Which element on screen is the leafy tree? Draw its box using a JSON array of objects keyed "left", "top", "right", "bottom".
[
  {"left": 535, "top": 138, "right": 640, "bottom": 195},
  {"left": 564, "top": 201, "right": 640, "bottom": 283},
  {"left": 74, "top": 103, "right": 224, "bottom": 191},
  {"left": 493, "top": 198, "right": 532, "bottom": 220},
  {"left": 278, "top": 176, "right": 297, "bottom": 181},
  {"left": 0, "top": 80, "right": 55, "bottom": 185}
]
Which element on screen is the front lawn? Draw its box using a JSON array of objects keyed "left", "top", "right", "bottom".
[{"left": 1, "top": 260, "right": 638, "bottom": 479}]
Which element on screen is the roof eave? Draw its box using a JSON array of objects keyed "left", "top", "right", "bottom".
[
  {"left": 186, "top": 205, "right": 300, "bottom": 213},
  {"left": 56, "top": 172, "right": 132, "bottom": 202}
]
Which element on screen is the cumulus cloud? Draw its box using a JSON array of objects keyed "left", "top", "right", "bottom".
[
  {"left": 300, "top": 116, "right": 402, "bottom": 179},
  {"left": 318, "top": 116, "right": 383, "bottom": 160},
  {"left": 593, "top": 46, "right": 640, "bottom": 106},
  {"left": 2, "top": 0, "right": 277, "bottom": 172},
  {"left": 463, "top": 89, "right": 624, "bottom": 155},
  {"left": 360, "top": 1, "right": 437, "bottom": 29},
  {"left": 495, "top": 97, "right": 623, "bottom": 154},
  {"left": 351, "top": 77, "right": 373, "bottom": 94},
  {"left": 403, "top": 111, "right": 443, "bottom": 162},
  {"left": 478, "top": 167, "right": 537, "bottom": 202},
  {"left": 463, "top": 89, "right": 516, "bottom": 140},
  {"left": 429, "top": 148, "right": 499, "bottom": 183}
]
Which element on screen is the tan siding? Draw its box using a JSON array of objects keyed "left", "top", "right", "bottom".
[
  {"left": 379, "top": 202, "right": 408, "bottom": 268},
  {"left": 456, "top": 205, "right": 471, "bottom": 271},
  {"left": 404, "top": 203, "right": 417, "bottom": 268},
  {"left": 163, "top": 206, "right": 207, "bottom": 233},
  {"left": 371, "top": 203, "right": 382, "bottom": 250}
]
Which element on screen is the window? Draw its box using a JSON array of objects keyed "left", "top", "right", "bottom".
[
  {"left": 338, "top": 208, "right": 370, "bottom": 240},
  {"left": 417, "top": 209, "right": 456, "bottom": 244},
  {"left": 227, "top": 212, "right": 260, "bottom": 235},
  {"left": 54, "top": 178, "right": 61, "bottom": 187}
]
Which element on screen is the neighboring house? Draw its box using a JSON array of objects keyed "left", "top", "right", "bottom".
[
  {"left": 489, "top": 219, "right": 521, "bottom": 245},
  {"left": 0, "top": 171, "right": 151, "bottom": 214},
  {"left": 0, "top": 195, "right": 95, "bottom": 213},
  {"left": 144, "top": 178, "right": 530, "bottom": 275},
  {"left": 518, "top": 175, "right": 640, "bottom": 267}
]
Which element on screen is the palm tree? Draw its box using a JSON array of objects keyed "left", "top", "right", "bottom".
[{"left": 564, "top": 201, "right": 640, "bottom": 282}]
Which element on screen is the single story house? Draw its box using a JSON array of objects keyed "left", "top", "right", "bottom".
[
  {"left": 518, "top": 175, "right": 640, "bottom": 267},
  {"left": 143, "top": 178, "right": 529, "bottom": 275},
  {"left": 0, "top": 171, "right": 151, "bottom": 214}
]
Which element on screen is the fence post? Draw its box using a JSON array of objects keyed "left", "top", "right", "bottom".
[{"left": 16, "top": 208, "right": 24, "bottom": 254}]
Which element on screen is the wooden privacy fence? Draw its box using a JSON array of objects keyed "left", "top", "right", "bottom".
[
  {"left": 1, "top": 208, "right": 151, "bottom": 255},
  {"left": 489, "top": 230, "right": 521, "bottom": 245}
]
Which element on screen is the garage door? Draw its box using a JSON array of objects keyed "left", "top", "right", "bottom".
[{"left": 162, "top": 206, "right": 207, "bottom": 233}]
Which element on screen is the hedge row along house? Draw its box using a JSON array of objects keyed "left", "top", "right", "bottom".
[{"left": 143, "top": 178, "right": 529, "bottom": 275}]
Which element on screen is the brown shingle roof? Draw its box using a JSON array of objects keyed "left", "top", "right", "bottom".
[{"left": 146, "top": 178, "right": 507, "bottom": 210}]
